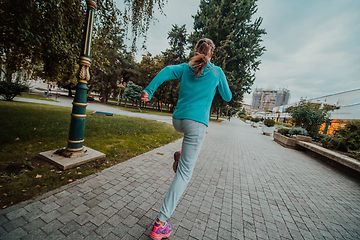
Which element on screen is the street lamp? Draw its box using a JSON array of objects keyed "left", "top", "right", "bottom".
[
  {"left": 39, "top": 0, "right": 105, "bottom": 169},
  {"left": 66, "top": 0, "right": 97, "bottom": 152}
]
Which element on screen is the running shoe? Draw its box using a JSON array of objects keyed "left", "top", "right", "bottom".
[
  {"left": 173, "top": 151, "right": 181, "bottom": 173},
  {"left": 149, "top": 221, "right": 172, "bottom": 240}
]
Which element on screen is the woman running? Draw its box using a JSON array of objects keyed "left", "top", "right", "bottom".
[{"left": 141, "top": 38, "right": 232, "bottom": 240}]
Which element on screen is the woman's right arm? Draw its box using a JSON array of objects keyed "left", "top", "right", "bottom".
[
  {"left": 143, "top": 64, "right": 184, "bottom": 100},
  {"left": 218, "top": 69, "right": 232, "bottom": 102}
]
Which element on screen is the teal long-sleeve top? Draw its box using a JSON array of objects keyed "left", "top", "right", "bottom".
[{"left": 143, "top": 62, "right": 232, "bottom": 126}]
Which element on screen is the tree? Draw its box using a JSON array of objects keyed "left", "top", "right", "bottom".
[
  {"left": 190, "top": 0, "right": 266, "bottom": 117},
  {"left": 138, "top": 53, "right": 164, "bottom": 110},
  {"left": 0, "top": 81, "right": 28, "bottom": 101},
  {"left": 90, "top": 0, "right": 126, "bottom": 103},
  {"left": 286, "top": 100, "right": 339, "bottom": 137},
  {"left": 123, "top": 81, "right": 142, "bottom": 110},
  {"left": 162, "top": 24, "right": 188, "bottom": 112},
  {"left": 122, "top": 0, "right": 167, "bottom": 51},
  {"left": 1, "top": 0, "right": 166, "bottom": 86}
]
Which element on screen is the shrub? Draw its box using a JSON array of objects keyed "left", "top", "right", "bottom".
[
  {"left": 348, "top": 150, "right": 360, "bottom": 161},
  {"left": 320, "top": 120, "right": 360, "bottom": 161},
  {"left": 320, "top": 136, "right": 347, "bottom": 152},
  {"left": 337, "top": 120, "right": 360, "bottom": 151},
  {"left": 246, "top": 116, "right": 252, "bottom": 121},
  {"left": 278, "top": 128, "right": 289, "bottom": 135},
  {"left": 275, "top": 122, "right": 293, "bottom": 128},
  {"left": 0, "top": 81, "right": 28, "bottom": 101},
  {"left": 286, "top": 100, "right": 338, "bottom": 137},
  {"left": 238, "top": 113, "right": 246, "bottom": 119},
  {"left": 289, "top": 127, "right": 309, "bottom": 136},
  {"left": 264, "top": 119, "right": 275, "bottom": 127},
  {"left": 252, "top": 117, "right": 260, "bottom": 123}
]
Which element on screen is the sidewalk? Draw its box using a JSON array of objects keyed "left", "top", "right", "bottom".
[{"left": 1, "top": 119, "right": 360, "bottom": 239}]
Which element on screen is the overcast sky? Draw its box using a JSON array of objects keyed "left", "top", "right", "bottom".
[{"left": 115, "top": 0, "right": 360, "bottom": 105}]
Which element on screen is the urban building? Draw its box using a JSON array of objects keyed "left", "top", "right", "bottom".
[
  {"left": 270, "top": 88, "right": 360, "bottom": 135},
  {"left": 251, "top": 88, "right": 290, "bottom": 111}
]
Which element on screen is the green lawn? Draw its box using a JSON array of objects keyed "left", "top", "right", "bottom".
[
  {"left": 101, "top": 100, "right": 174, "bottom": 117},
  {"left": 0, "top": 100, "right": 183, "bottom": 208},
  {"left": 18, "top": 92, "right": 56, "bottom": 101}
]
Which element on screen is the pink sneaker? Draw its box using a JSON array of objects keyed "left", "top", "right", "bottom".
[
  {"left": 173, "top": 151, "right": 181, "bottom": 173},
  {"left": 149, "top": 221, "right": 172, "bottom": 240}
]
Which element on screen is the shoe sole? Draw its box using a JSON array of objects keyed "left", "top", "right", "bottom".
[{"left": 149, "top": 231, "right": 171, "bottom": 240}]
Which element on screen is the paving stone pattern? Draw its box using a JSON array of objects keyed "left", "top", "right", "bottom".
[{"left": 1, "top": 119, "right": 360, "bottom": 240}]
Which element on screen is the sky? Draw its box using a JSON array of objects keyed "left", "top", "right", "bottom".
[{"left": 115, "top": 0, "right": 360, "bottom": 105}]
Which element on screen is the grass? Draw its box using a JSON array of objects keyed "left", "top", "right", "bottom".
[
  {"left": 210, "top": 118, "right": 224, "bottom": 122},
  {"left": 18, "top": 92, "right": 56, "bottom": 102},
  {"left": 100, "top": 100, "right": 173, "bottom": 117},
  {"left": 0, "top": 100, "right": 183, "bottom": 209}
]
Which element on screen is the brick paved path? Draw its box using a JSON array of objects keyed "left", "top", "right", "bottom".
[{"left": 1, "top": 119, "right": 360, "bottom": 240}]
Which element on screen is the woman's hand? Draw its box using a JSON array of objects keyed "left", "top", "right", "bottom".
[{"left": 141, "top": 91, "right": 149, "bottom": 102}]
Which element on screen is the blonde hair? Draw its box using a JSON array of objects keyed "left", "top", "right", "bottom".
[{"left": 189, "top": 38, "right": 215, "bottom": 77}]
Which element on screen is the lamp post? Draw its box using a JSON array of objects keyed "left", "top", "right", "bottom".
[
  {"left": 66, "top": 0, "right": 97, "bottom": 152},
  {"left": 39, "top": 0, "right": 105, "bottom": 169}
]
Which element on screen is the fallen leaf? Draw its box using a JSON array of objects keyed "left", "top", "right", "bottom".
[
  {"left": 57, "top": 171, "right": 62, "bottom": 173},
  {"left": 156, "top": 152, "right": 164, "bottom": 155},
  {"left": 36, "top": 174, "right": 42, "bottom": 178},
  {"left": 22, "top": 190, "right": 26, "bottom": 192},
  {"left": 3, "top": 193, "right": 7, "bottom": 196},
  {"left": 34, "top": 128, "right": 36, "bottom": 130},
  {"left": 78, "top": 172, "right": 82, "bottom": 175},
  {"left": 36, "top": 185, "right": 40, "bottom": 188},
  {"left": 61, "top": 177, "right": 64, "bottom": 179},
  {"left": 15, "top": 137, "right": 20, "bottom": 141},
  {"left": 68, "top": 179, "right": 73, "bottom": 183}
]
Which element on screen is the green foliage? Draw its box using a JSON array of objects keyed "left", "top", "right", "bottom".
[
  {"left": 238, "top": 113, "right": 246, "bottom": 118},
  {"left": 264, "top": 119, "right": 275, "bottom": 127},
  {"left": 0, "top": 82, "right": 28, "bottom": 101},
  {"left": 320, "top": 136, "right": 347, "bottom": 152},
  {"left": 89, "top": 1, "right": 137, "bottom": 103},
  {"left": 1, "top": 0, "right": 162, "bottom": 95},
  {"left": 122, "top": 0, "right": 167, "bottom": 51},
  {"left": 348, "top": 150, "right": 360, "bottom": 161},
  {"left": 289, "top": 127, "right": 309, "bottom": 136},
  {"left": 190, "top": 0, "right": 266, "bottom": 113},
  {"left": 252, "top": 117, "right": 260, "bottom": 123},
  {"left": 277, "top": 128, "right": 290, "bottom": 136},
  {"left": 275, "top": 121, "right": 293, "bottom": 128},
  {"left": 286, "top": 100, "right": 338, "bottom": 137},
  {"left": 123, "top": 81, "right": 142, "bottom": 101},
  {"left": 321, "top": 120, "right": 360, "bottom": 160},
  {"left": 160, "top": 24, "right": 188, "bottom": 112},
  {"left": 338, "top": 120, "right": 360, "bottom": 151},
  {"left": 138, "top": 53, "right": 165, "bottom": 110},
  {"left": 246, "top": 116, "right": 252, "bottom": 121}
]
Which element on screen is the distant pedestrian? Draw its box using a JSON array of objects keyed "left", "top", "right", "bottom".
[
  {"left": 228, "top": 111, "right": 232, "bottom": 121},
  {"left": 141, "top": 38, "right": 232, "bottom": 240}
]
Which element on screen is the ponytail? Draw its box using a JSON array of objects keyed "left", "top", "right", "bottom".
[{"left": 189, "top": 38, "right": 215, "bottom": 77}]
